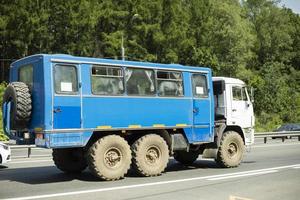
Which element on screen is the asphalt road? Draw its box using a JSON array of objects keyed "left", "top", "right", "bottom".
[{"left": 1, "top": 138, "right": 300, "bottom": 200}]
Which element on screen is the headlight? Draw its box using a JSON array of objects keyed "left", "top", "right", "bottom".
[{"left": 0, "top": 143, "right": 9, "bottom": 150}]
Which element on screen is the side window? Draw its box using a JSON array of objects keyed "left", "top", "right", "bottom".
[
  {"left": 91, "top": 65, "right": 124, "bottom": 95},
  {"left": 232, "top": 86, "right": 247, "bottom": 101},
  {"left": 54, "top": 65, "right": 78, "bottom": 94},
  {"left": 157, "top": 71, "right": 183, "bottom": 97},
  {"left": 126, "top": 68, "right": 155, "bottom": 96},
  {"left": 19, "top": 65, "right": 33, "bottom": 89},
  {"left": 192, "top": 74, "right": 208, "bottom": 98}
]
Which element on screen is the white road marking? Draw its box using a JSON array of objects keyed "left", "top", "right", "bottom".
[
  {"left": 293, "top": 166, "right": 300, "bottom": 169},
  {"left": 207, "top": 170, "right": 278, "bottom": 181},
  {"left": 229, "top": 195, "right": 253, "bottom": 200},
  {"left": 2, "top": 164, "right": 299, "bottom": 200}
]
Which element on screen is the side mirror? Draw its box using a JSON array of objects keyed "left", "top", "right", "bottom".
[{"left": 250, "top": 87, "right": 254, "bottom": 103}]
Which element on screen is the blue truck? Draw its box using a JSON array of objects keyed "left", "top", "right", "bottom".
[{"left": 2, "top": 54, "right": 254, "bottom": 180}]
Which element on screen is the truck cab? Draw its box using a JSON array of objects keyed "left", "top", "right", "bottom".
[{"left": 213, "top": 77, "right": 254, "bottom": 146}]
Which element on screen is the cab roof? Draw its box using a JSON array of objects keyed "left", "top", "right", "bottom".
[{"left": 212, "top": 77, "right": 245, "bottom": 85}]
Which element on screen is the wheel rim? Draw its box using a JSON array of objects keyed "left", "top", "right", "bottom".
[
  {"left": 145, "top": 145, "right": 161, "bottom": 165},
  {"left": 227, "top": 142, "right": 238, "bottom": 158},
  {"left": 104, "top": 147, "right": 122, "bottom": 168}
]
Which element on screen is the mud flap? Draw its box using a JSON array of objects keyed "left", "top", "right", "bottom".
[{"left": 2, "top": 101, "right": 11, "bottom": 137}]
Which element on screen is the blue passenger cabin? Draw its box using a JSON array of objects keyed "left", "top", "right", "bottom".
[{"left": 8, "top": 54, "right": 214, "bottom": 148}]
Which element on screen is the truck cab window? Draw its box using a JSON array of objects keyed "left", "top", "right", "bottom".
[
  {"left": 157, "top": 71, "right": 183, "bottom": 97},
  {"left": 126, "top": 68, "right": 155, "bottom": 96},
  {"left": 54, "top": 65, "right": 78, "bottom": 94},
  {"left": 19, "top": 65, "right": 33, "bottom": 89},
  {"left": 91, "top": 65, "right": 124, "bottom": 95},
  {"left": 192, "top": 74, "right": 208, "bottom": 98},
  {"left": 232, "top": 86, "right": 247, "bottom": 101}
]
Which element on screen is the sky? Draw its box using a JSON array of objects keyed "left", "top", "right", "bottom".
[{"left": 279, "top": 0, "right": 300, "bottom": 14}]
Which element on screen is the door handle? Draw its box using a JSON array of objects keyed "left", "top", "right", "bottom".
[
  {"left": 193, "top": 108, "right": 199, "bottom": 113},
  {"left": 232, "top": 109, "right": 237, "bottom": 112},
  {"left": 53, "top": 108, "right": 62, "bottom": 113}
]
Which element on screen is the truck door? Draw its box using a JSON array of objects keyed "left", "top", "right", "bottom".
[
  {"left": 53, "top": 64, "right": 81, "bottom": 129},
  {"left": 230, "top": 85, "right": 253, "bottom": 128},
  {"left": 191, "top": 73, "right": 213, "bottom": 142}
]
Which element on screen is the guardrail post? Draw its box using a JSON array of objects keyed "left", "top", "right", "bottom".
[
  {"left": 282, "top": 137, "right": 285, "bottom": 142},
  {"left": 28, "top": 147, "right": 31, "bottom": 158},
  {"left": 298, "top": 136, "right": 300, "bottom": 141},
  {"left": 264, "top": 137, "right": 267, "bottom": 143}
]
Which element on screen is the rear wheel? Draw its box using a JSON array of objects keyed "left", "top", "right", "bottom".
[
  {"left": 53, "top": 148, "right": 87, "bottom": 173},
  {"left": 215, "top": 131, "right": 244, "bottom": 168},
  {"left": 174, "top": 150, "right": 199, "bottom": 165},
  {"left": 87, "top": 135, "right": 131, "bottom": 181},
  {"left": 131, "top": 134, "right": 169, "bottom": 176}
]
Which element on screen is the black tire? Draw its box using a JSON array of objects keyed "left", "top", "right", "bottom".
[
  {"left": 2, "top": 82, "right": 31, "bottom": 129},
  {"left": 0, "top": 155, "right": 2, "bottom": 164},
  {"left": 53, "top": 148, "right": 87, "bottom": 173},
  {"left": 215, "top": 131, "right": 244, "bottom": 168},
  {"left": 174, "top": 150, "right": 199, "bottom": 165},
  {"left": 131, "top": 134, "right": 169, "bottom": 177},
  {"left": 87, "top": 135, "right": 131, "bottom": 181}
]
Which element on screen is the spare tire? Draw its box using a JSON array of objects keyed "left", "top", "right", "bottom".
[{"left": 2, "top": 82, "right": 32, "bottom": 129}]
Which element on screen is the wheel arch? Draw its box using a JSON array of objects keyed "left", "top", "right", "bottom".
[
  {"left": 224, "top": 126, "right": 245, "bottom": 144},
  {"left": 86, "top": 129, "right": 173, "bottom": 150}
]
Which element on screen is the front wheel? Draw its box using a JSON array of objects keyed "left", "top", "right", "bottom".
[{"left": 215, "top": 131, "right": 244, "bottom": 168}]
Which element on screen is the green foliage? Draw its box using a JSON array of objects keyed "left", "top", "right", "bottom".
[
  {"left": 255, "top": 112, "right": 282, "bottom": 132},
  {"left": 0, "top": 0, "right": 299, "bottom": 132},
  {"left": 0, "top": 82, "right": 8, "bottom": 141}
]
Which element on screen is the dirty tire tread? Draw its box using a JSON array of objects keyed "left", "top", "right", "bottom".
[
  {"left": 131, "top": 134, "right": 169, "bottom": 177},
  {"left": 216, "top": 131, "right": 244, "bottom": 168},
  {"left": 2, "top": 82, "right": 32, "bottom": 129},
  {"left": 87, "top": 135, "right": 131, "bottom": 181},
  {"left": 52, "top": 148, "right": 87, "bottom": 173}
]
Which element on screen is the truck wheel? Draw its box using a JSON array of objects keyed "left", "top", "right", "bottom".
[
  {"left": 53, "top": 148, "right": 87, "bottom": 173},
  {"left": 131, "top": 134, "right": 169, "bottom": 176},
  {"left": 215, "top": 131, "right": 244, "bottom": 168},
  {"left": 2, "top": 82, "right": 32, "bottom": 129},
  {"left": 174, "top": 150, "right": 199, "bottom": 165},
  {"left": 87, "top": 135, "right": 131, "bottom": 181}
]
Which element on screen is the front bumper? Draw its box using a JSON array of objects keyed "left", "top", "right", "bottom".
[{"left": 1, "top": 148, "right": 11, "bottom": 164}]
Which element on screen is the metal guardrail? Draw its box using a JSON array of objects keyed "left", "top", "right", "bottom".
[
  {"left": 255, "top": 131, "right": 300, "bottom": 143},
  {"left": 10, "top": 145, "right": 37, "bottom": 158}
]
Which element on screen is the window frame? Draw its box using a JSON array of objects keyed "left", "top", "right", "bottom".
[
  {"left": 192, "top": 73, "right": 209, "bottom": 98},
  {"left": 91, "top": 65, "right": 124, "bottom": 96},
  {"left": 232, "top": 86, "right": 247, "bottom": 101},
  {"left": 54, "top": 64, "right": 79, "bottom": 95},
  {"left": 18, "top": 64, "right": 33, "bottom": 89},
  {"left": 156, "top": 70, "right": 184, "bottom": 97},
  {"left": 125, "top": 67, "right": 156, "bottom": 96}
]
